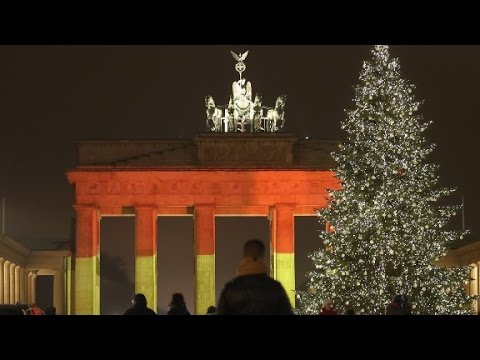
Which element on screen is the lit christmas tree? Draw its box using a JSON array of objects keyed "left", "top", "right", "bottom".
[{"left": 298, "top": 45, "right": 473, "bottom": 315}]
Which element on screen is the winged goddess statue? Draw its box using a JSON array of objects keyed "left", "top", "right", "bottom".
[
  {"left": 203, "top": 50, "right": 286, "bottom": 133},
  {"left": 231, "top": 50, "right": 249, "bottom": 79}
]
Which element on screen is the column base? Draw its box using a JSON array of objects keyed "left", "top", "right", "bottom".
[
  {"left": 273, "top": 252, "right": 295, "bottom": 308},
  {"left": 135, "top": 254, "right": 157, "bottom": 312},
  {"left": 195, "top": 254, "right": 215, "bottom": 315}
]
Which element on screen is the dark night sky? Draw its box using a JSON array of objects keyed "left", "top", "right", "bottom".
[{"left": 0, "top": 45, "right": 479, "bottom": 313}]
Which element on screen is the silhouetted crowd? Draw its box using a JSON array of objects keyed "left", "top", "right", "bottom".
[{"left": 123, "top": 238, "right": 413, "bottom": 316}]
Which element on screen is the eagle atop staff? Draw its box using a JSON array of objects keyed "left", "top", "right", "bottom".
[
  {"left": 231, "top": 50, "right": 249, "bottom": 79},
  {"left": 231, "top": 50, "right": 249, "bottom": 62}
]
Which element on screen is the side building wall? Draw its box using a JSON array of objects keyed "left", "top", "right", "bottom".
[
  {"left": 0, "top": 235, "right": 71, "bottom": 314},
  {"left": 437, "top": 241, "right": 480, "bottom": 314}
]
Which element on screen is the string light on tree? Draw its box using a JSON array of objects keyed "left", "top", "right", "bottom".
[{"left": 297, "top": 45, "right": 473, "bottom": 315}]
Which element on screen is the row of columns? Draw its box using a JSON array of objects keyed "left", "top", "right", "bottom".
[
  {"left": 74, "top": 204, "right": 296, "bottom": 315},
  {"left": 0, "top": 258, "right": 37, "bottom": 305}
]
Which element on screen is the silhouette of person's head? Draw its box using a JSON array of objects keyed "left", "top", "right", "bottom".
[
  {"left": 243, "top": 239, "right": 265, "bottom": 260},
  {"left": 393, "top": 294, "right": 405, "bottom": 305},
  {"left": 133, "top": 293, "right": 148, "bottom": 306},
  {"left": 170, "top": 292, "right": 186, "bottom": 306},
  {"left": 322, "top": 298, "right": 333, "bottom": 310},
  {"left": 206, "top": 306, "right": 217, "bottom": 314}
]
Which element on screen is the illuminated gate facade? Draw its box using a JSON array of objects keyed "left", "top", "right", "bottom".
[{"left": 67, "top": 133, "right": 339, "bottom": 314}]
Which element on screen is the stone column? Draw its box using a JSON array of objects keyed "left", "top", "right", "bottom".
[
  {"left": 134, "top": 206, "right": 158, "bottom": 312},
  {"left": 74, "top": 205, "right": 100, "bottom": 315},
  {"left": 53, "top": 269, "right": 64, "bottom": 315},
  {"left": 4, "top": 261, "right": 11, "bottom": 304},
  {"left": 9, "top": 263, "right": 15, "bottom": 304},
  {"left": 26, "top": 272, "right": 32, "bottom": 303},
  {"left": 14, "top": 266, "right": 20, "bottom": 304},
  {"left": 477, "top": 262, "right": 480, "bottom": 314},
  {"left": 0, "top": 258, "right": 4, "bottom": 304},
  {"left": 270, "top": 204, "right": 295, "bottom": 307},
  {"left": 19, "top": 268, "right": 26, "bottom": 303},
  {"left": 31, "top": 272, "right": 37, "bottom": 304},
  {"left": 24, "top": 272, "right": 29, "bottom": 302},
  {"left": 64, "top": 256, "right": 72, "bottom": 315},
  {"left": 194, "top": 204, "right": 215, "bottom": 315}
]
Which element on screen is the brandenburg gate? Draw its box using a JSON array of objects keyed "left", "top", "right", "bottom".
[{"left": 66, "top": 51, "right": 339, "bottom": 314}]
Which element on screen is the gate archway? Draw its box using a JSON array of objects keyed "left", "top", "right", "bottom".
[{"left": 67, "top": 134, "right": 339, "bottom": 314}]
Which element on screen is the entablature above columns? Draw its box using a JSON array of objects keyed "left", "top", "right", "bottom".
[
  {"left": 68, "top": 170, "right": 339, "bottom": 211},
  {"left": 97, "top": 205, "right": 319, "bottom": 217}
]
